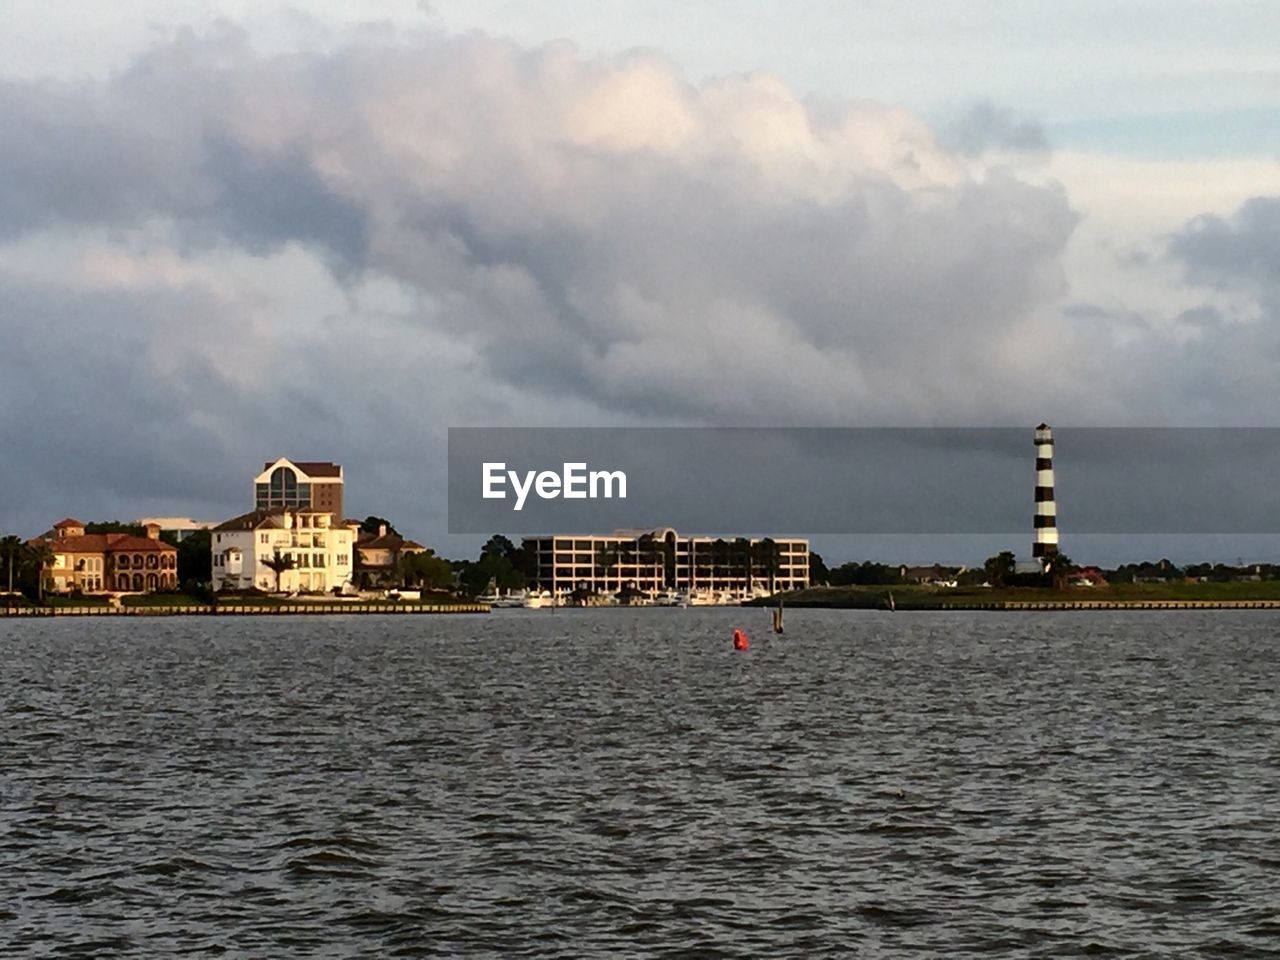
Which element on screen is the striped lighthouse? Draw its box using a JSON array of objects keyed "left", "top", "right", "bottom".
[{"left": 1033, "top": 422, "right": 1058, "bottom": 558}]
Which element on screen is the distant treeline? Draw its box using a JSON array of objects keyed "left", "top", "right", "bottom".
[{"left": 808, "top": 551, "right": 1280, "bottom": 587}]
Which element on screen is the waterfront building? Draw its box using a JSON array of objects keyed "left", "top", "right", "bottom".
[
  {"left": 211, "top": 508, "right": 357, "bottom": 593},
  {"left": 33, "top": 518, "right": 178, "bottom": 594},
  {"left": 523, "top": 528, "right": 809, "bottom": 598},
  {"left": 1033, "top": 422, "right": 1059, "bottom": 559},
  {"left": 355, "top": 523, "right": 426, "bottom": 588},
  {"left": 253, "top": 459, "right": 344, "bottom": 519},
  {"left": 133, "top": 517, "right": 215, "bottom": 542}
]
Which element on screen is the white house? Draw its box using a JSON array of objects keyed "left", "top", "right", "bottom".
[{"left": 210, "top": 508, "right": 358, "bottom": 594}]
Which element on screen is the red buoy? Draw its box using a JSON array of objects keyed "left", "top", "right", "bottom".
[{"left": 733, "top": 628, "right": 749, "bottom": 651}]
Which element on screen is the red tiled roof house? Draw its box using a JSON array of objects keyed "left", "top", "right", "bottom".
[{"left": 33, "top": 518, "right": 178, "bottom": 594}]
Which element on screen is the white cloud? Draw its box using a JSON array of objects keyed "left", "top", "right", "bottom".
[{"left": 0, "top": 24, "right": 1277, "bottom": 544}]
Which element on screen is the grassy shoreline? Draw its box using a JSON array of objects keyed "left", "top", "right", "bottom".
[{"left": 751, "top": 582, "right": 1280, "bottom": 610}]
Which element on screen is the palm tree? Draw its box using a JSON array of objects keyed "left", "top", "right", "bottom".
[
  {"left": 659, "top": 538, "right": 676, "bottom": 588},
  {"left": 730, "top": 537, "right": 752, "bottom": 596},
  {"left": 1, "top": 534, "right": 23, "bottom": 596},
  {"left": 1044, "top": 551, "right": 1075, "bottom": 590},
  {"left": 23, "top": 541, "right": 55, "bottom": 602},
  {"left": 262, "top": 550, "right": 296, "bottom": 593},
  {"left": 753, "top": 538, "right": 781, "bottom": 595},
  {"left": 635, "top": 534, "right": 665, "bottom": 594},
  {"left": 711, "top": 539, "right": 729, "bottom": 592},
  {"left": 594, "top": 544, "right": 619, "bottom": 596}
]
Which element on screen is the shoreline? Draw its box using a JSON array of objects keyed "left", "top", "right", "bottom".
[
  {"left": 1, "top": 602, "right": 490, "bottom": 617},
  {"left": 8, "top": 599, "right": 1280, "bottom": 616}
]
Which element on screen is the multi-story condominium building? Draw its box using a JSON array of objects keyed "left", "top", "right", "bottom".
[
  {"left": 211, "top": 508, "right": 357, "bottom": 594},
  {"left": 34, "top": 518, "right": 178, "bottom": 594},
  {"left": 523, "top": 528, "right": 809, "bottom": 598},
  {"left": 253, "top": 459, "right": 344, "bottom": 519}
]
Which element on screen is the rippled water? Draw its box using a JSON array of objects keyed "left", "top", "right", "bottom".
[{"left": 3, "top": 609, "right": 1279, "bottom": 957}]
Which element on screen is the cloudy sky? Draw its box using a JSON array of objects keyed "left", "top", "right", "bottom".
[{"left": 2, "top": 1, "right": 1277, "bottom": 561}]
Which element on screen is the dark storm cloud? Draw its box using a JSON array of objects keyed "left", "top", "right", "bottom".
[
  {"left": 0, "top": 272, "right": 245, "bottom": 523},
  {"left": 198, "top": 135, "right": 370, "bottom": 268},
  {"left": 1170, "top": 196, "right": 1280, "bottom": 291}
]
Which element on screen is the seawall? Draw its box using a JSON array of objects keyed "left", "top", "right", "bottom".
[
  {"left": 1, "top": 603, "right": 490, "bottom": 617},
  {"left": 943, "top": 600, "right": 1280, "bottom": 611}
]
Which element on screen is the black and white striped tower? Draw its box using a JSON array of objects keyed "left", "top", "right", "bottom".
[{"left": 1033, "top": 422, "right": 1058, "bottom": 558}]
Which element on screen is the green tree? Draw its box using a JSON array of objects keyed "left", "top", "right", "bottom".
[
  {"left": 732, "top": 538, "right": 753, "bottom": 585},
  {"left": 360, "top": 516, "right": 397, "bottom": 536},
  {"left": 635, "top": 534, "right": 673, "bottom": 591},
  {"left": 85, "top": 521, "right": 145, "bottom": 535},
  {"left": 1044, "top": 551, "right": 1075, "bottom": 590},
  {"left": 453, "top": 550, "right": 524, "bottom": 597},
  {"left": 983, "top": 551, "right": 1017, "bottom": 588},
  {"left": 752, "top": 538, "right": 782, "bottom": 594},
  {"left": 710, "top": 538, "right": 729, "bottom": 590},
  {"left": 23, "top": 541, "right": 55, "bottom": 601},
  {"left": 262, "top": 550, "right": 296, "bottom": 592},
  {"left": 1, "top": 534, "right": 23, "bottom": 595},
  {"left": 168, "top": 529, "right": 212, "bottom": 584},
  {"left": 481, "top": 534, "right": 516, "bottom": 559},
  {"left": 400, "top": 550, "right": 454, "bottom": 591},
  {"left": 482, "top": 534, "right": 528, "bottom": 578},
  {"left": 808, "top": 550, "right": 829, "bottom": 585}
]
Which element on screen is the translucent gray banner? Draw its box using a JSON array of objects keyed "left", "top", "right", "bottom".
[{"left": 447, "top": 427, "right": 1280, "bottom": 534}]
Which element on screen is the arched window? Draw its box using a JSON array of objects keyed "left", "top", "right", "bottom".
[
  {"left": 271, "top": 466, "right": 298, "bottom": 504},
  {"left": 147, "top": 574, "right": 158, "bottom": 591},
  {"left": 117, "top": 574, "right": 129, "bottom": 590},
  {"left": 132, "top": 573, "right": 143, "bottom": 591},
  {"left": 117, "top": 555, "right": 129, "bottom": 569},
  {"left": 133, "top": 554, "right": 143, "bottom": 568}
]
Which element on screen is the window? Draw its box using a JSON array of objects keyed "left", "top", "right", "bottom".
[
  {"left": 336, "top": 554, "right": 347, "bottom": 566},
  {"left": 260, "top": 533, "right": 269, "bottom": 544},
  {"left": 314, "top": 554, "right": 325, "bottom": 568},
  {"left": 257, "top": 467, "right": 312, "bottom": 509}
]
